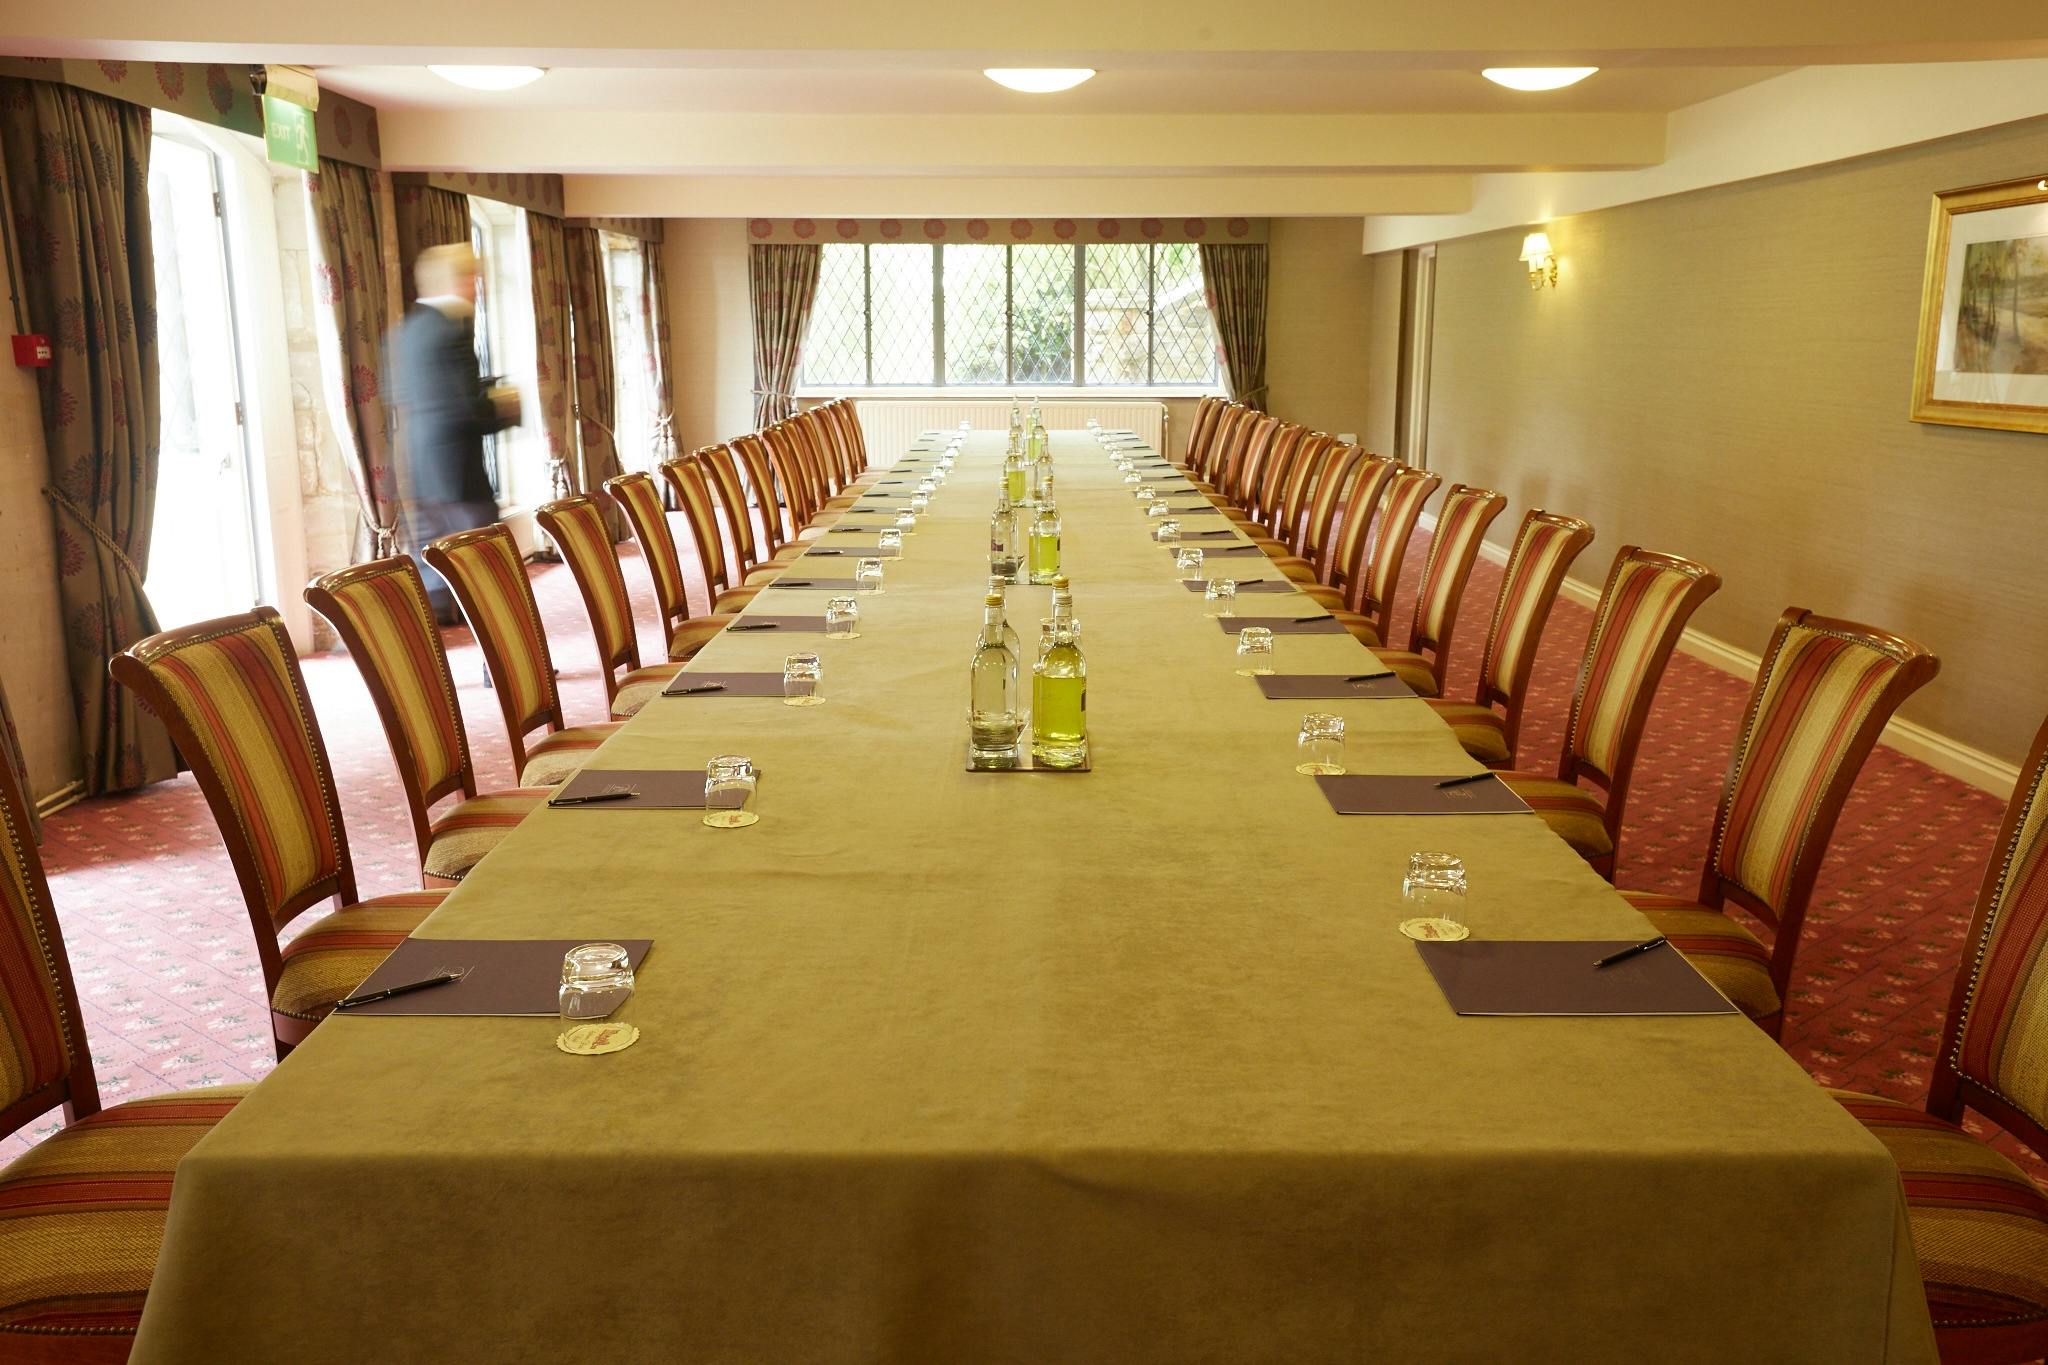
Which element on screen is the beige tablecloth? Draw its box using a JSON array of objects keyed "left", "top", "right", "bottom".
[{"left": 134, "top": 433, "right": 1935, "bottom": 1364}]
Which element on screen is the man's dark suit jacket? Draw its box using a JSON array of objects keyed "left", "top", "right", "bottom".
[{"left": 388, "top": 303, "right": 514, "bottom": 506}]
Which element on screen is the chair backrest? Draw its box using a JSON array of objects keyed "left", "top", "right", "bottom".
[
  {"left": 1271, "top": 433, "right": 1334, "bottom": 550},
  {"left": 1327, "top": 454, "right": 1396, "bottom": 592},
  {"left": 1406, "top": 485, "right": 1508, "bottom": 685},
  {"left": 780, "top": 416, "right": 833, "bottom": 509},
  {"left": 730, "top": 433, "right": 787, "bottom": 552},
  {"left": 0, "top": 720, "right": 98, "bottom": 1136},
  {"left": 696, "top": 443, "right": 762, "bottom": 579},
  {"left": 803, "top": 405, "right": 856, "bottom": 489},
  {"left": 535, "top": 494, "right": 643, "bottom": 706},
  {"left": 421, "top": 523, "right": 566, "bottom": 776},
  {"left": 1299, "top": 445, "right": 1363, "bottom": 578},
  {"left": 1932, "top": 710, "right": 2048, "bottom": 1156},
  {"left": 1468, "top": 510, "right": 1594, "bottom": 760},
  {"left": 110, "top": 608, "right": 356, "bottom": 991},
  {"left": 304, "top": 556, "right": 477, "bottom": 863},
  {"left": 820, "top": 399, "right": 868, "bottom": 479},
  {"left": 1252, "top": 422, "right": 1305, "bottom": 526},
  {"left": 1353, "top": 467, "right": 1442, "bottom": 637},
  {"left": 605, "top": 471, "right": 694, "bottom": 652},
  {"left": 660, "top": 454, "right": 734, "bottom": 599},
  {"left": 760, "top": 425, "right": 820, "bottom": 531},
  {"left": 1702, "top": 609, "right": 1939, "bottom": 993},
  {"left": 1209, "top": 404, "right": 1258, "bottom": 496},
  {"left": 1230, "top": 414, "right": 1281, "bottom": 510},
  {"left": 1182, "top": 396, "right": 1223, "bottom": 471}
]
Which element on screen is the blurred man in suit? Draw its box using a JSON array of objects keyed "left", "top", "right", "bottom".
[{"left": 390, "top": 243, "right": 520, "bottom": 624}]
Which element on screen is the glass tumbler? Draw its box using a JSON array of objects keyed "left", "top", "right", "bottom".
[
  {"left": 917, "top": 478, "right": 937, "bottom": 496},
  {"left": 1236, "top": 626, "right": 1277, "bottom": 676},
  {"left": 824, "top": 596, "right": 861, "bottom": 639},
  {"left": 1204, "top": 577, "right": 1238, "bottom": 617},
  {"left": 1145, "top": 501, "right": 1169, "bottom": 519},
  {"left": 856, "top": 557, "right": 885, "bottom": 593},
  {"left": 910, "top": 493, "right": 930, "bottom": 514},
  {"left": 877, "top": 528, "right": 903, "bottom": 553},
  {"left": 1135, "top": 484, "right": 1156, "bottom": 507},
  {"left": 702, "top": 754, "right": 759, "bottom": 829},
  {"left": 559, "top": 942, "right": 634, "bottom": 1022},
  {"left": 1295, "top": 712, "right": 1347, "bottom": 775},
  {"left": 1402, "top": 853, "right": 1469, "bottom": 934},
  {"left": 1122, "top": 470, "right": 1143, "bottom": 485},
  {"left": 1154, "top": 519, "right": 1181, "bottom": 549},
  {"left": 783, "top": 652, "right": 823, "bottom": 706},
  {"left": 1176, "top": 547, "right": 1205, "bottom": 581},
  {"left": 895, "top": 508, "right": 917, "bottom": 533}
]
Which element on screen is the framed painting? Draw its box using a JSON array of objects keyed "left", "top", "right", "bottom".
[{"left": 1911, "top": 174, "right": 2048, "bottom": 435}]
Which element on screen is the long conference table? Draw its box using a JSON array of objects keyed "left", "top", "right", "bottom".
[{"left": 134, "top": 431, "right": 1934, "bottom": 1363}]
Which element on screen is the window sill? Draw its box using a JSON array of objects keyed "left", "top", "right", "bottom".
[{"left": 798, "top": 386, "right": 1221, "bottom": 401}]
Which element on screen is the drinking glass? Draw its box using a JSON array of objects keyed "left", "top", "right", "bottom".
[
  {"left": 895, "top": 507, "right": 917, "bottom": 533},
  {"left": 1235, "top": 627, "right": 1277, "bottom": 676},
  {"left": 1135, "top": 484, "right": 1156, "bottom": 505},
  {"left": 1122, "top": 470, "right": 1143, "bottom": 486},
  {"left": 825, "top": 596, "right": 861, "bottom": 639},
  {"left": 559, "top": 942, "right": 634, "bottom": 1021},
  {"left": 1145, "top": 502, "right": 1169, "bottom": 519},
  {"left": 877, "top": 527, "right": 903, "bottom": 552},
  {"left": 1204, "top": 577, "right": 1238, "bottom": 617},
  {"left": 917, "top": 478, "right": 937, "bottom": 496},
  {"left": 1176, "top": 547, "right": 1205, "bottom": 581},
  {"left": 1153, "top": 518, "right": 1181, "bottom": 548},
  {"left": 1402, "top": 853, "right": 1468, "bottom": 934},
  {"left": 1295, "top": 712, "right": 1347, "bottom": 774},
  {"left": 783, "top": 652, "right": 823, "bottom": 706},
  {"left": 958, "top": 420, "right": 972, "bottom": 433},
  {"left": 702, "top": 754, "right": 759, "bottom": 829},
  {"left": 856, "top": 557, "right": 885, "bottom": 593},
  {"left": 910, "top": 493, "right": 930, "bottom": 514}
]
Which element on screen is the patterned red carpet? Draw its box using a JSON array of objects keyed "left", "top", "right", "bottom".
[{"left": 8, "top": 516, "right": 2040, "bottom": 1190}]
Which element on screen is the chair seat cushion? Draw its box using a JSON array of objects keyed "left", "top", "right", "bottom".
[
  {"left": 713, "top": 585, "right": 763, "bottom": 614},
  {"left": 1829, "top": 1090, "right": 2048, "bottom": 1341},
  {"left": 1498, "top": 773, "right": 1614, "bottom": 859},
  {"left": 769, "top": 544, "right": 808, "bottom": 564},
  {"left": 741, "top": 565, "right": 785, "bottom": 588},
  {"left": 1334, "top": 611, "right": 1381, "bottom": 647},
  {"left": 1300, "top": 583, "right": 1347, "bottom": 610},
  {"left": 1271, "top": 557, "right": 1318, "bottom": 584},
  {"left": 1370, "top": 648, "right": 1439, "bottom": 697},
  {"left": 273, "top": 890, "right": 446, "bottom": 1022},
  {"left": 1618, "top": 893, "right": 1782, "bottom": 1021},
  {"left": 518, "top": 722, "right": 622, "bottom": 787},
  {"left": 1427, "top": 702, "right": 1512, "bottom": 766},
  {"left": 423, "top": 788, "right": 549, "bottom": 881},
  {"left": 0, "top": 1086, "right": 254, "bottom": 1344},
  {"left": 611, "top": 663, "right": 684, "bottom": 719},
  {"left": 667, "top": 615, "right": 734, "bottom": 662}
]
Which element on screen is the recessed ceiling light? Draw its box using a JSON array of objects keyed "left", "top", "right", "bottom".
[
  {"left": 984, "top": 68, "right": 1096, "bottom": 94},
  {"left": 1481, "top": 67, "right": 1599, "bottom": 92},
  {"left": 428, "top": 65, "right": 548, "bottom": 91}
]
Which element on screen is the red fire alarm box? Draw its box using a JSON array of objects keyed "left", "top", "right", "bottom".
[{"left": 12, "top": 335, "right": 51, "bottom": 368}]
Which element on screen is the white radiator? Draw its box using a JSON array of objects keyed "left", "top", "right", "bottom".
[{"left": 846, "top": 399, "right": 1167, "bottom": 463}]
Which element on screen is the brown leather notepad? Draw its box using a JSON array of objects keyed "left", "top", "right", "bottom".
[
  {"left": 1415, "top": 941, "right": 1738, "bottom": 1016},
  {"left": 802, "top": 546, "right": 900, "bottom": 558},
  {"left": 1180, "top": 578, "right": 1297, "bottom": 594},
  {"left": 1313, "top": 773, "right": 1532, "bottom": 815},
  {"left": 720, "top": 615, "right": 829, "bottom": 634},
  {"left": 1181, "top": 544, "right": 1267, "bottom": 558},
  {"left": 1165, "top": 505, "right": 1224, "bottom": 516},
  {"left": 1217, "top": 616, "right": 1347, "bottom": 636},
  {"left": 1256, "top": 674, "right": 1415, "bottom": 700},
  {"left": 337, "top": 939, "right": 655, "bottom": 1017},
  {"left": 764, "top": 578, "right": 863, "bottom": 591},
  {"left": 662, "top": 671, "right": 788, "bottom": 697},
  {"left": 1179, "top": 529, "right": 1241, "bottom": 541},
  {"left": 550, "top": 769, "right": 717, "bottom": 809}
]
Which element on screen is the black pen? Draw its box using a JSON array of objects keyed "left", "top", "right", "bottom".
[
  {"left": 1435, "top": 772, "right": 1495, "bottom": 789},
  {"left": 775, "top": 580, "right": 814, "bottom": 587},
  {"left": 1345, "top": 671, "right": 1394, "bottom": 681},
  {"left": 728, "top": 622, "right": 780, "bottom": 631},
  {"left": 673, "top": 683, "right": 727, "bottom": 695},
  {"left": 1594, "top": 936, "right": 1669, "bottom": 970},
  {"left": 549, "top": 787, "right": 638, "bottom": 806},
  {"left": 1293, "top": 615, "right": 1335, "bottom": 623},
  {"left": 335, "top": 971, "right": 463, "bottom": 1010}
]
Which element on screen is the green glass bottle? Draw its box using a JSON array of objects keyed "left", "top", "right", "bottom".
[
  {"left": 1031, "top": 611, "right": 1087, "bottom": 769},
  {"left": 1027, "top": 503, "right": 1062, "bottom": 585}
]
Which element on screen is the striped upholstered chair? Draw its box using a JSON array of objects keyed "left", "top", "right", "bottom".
[
  {"left": 1620, "top": 609, "right": 1938, "bottom": 1036},
  {"left": 661, "top": 455, "right": 768, "bottom": 614},
  {"left": 1829, "top": 710, "right": 2048, "bottom": 1363},
  {"left": 535, "top": 494, "right": 684, "bottom": 720},
  {"left": 1366, "top": 483, "right": 1508, "bottom": 694},
  {"left": 1299, "top": 453, "right": 1397, "bottom": 612},
  {"left": 1330, "top": 466, "right": 1440, "bottom": 646},
  {"left": 422, "top": 524, "right": 621, "bottom": 786},
  {"left": 1427, "top": 510, "right": 1595, "bottom": 766},
  {"left": 305, "top": 557, "right": 547, "bottom": 884},
  {"left": 1493, "top": 547, "right": 1720, "bottom": 881},
  {"left": 110, "top": 609, "right": 449, "bottom": 1053},
  {"left": 603, "top": 470, "right": 736, "bottom": 662},
  {"left": 1268, "top": 444, "right": 1362, "bottom": 587},
  {"left": 0, "top": 731, "right": 253, "bottom": 1359}
]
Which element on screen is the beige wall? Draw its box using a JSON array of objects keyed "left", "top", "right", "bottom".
[
  {"left": 1363, "top": 251, "right": 1404, "bottom": 455},
  {"left": 662, "top": 218, "right": 755, "bottom": 453},
  {"left": 1264, "top": 217, "right": 1375, "bottom": 443},
  {"left": 1408, "top": 113, "right": 2048, "bottom": 766}
]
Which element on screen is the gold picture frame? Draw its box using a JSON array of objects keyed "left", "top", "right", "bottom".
[{"left": 1911, "top": 174, "right": 2048, "bottom": 435}]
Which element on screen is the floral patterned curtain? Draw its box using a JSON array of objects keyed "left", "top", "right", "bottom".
[
  {"left": 526, "top": 212, "right": 574, "bottom": 498},
  {"left": 563, "top": 224, "right": 624, "bottom": 537},
  {"left": 1199, "top": 243, "right": 1271, "bottom": 410},
  {"left": 644, "top": 243, "right": 675, "bottom": 450},
  {"left": 0, "top": 77, "right": 178, "bottom": 794},
  {"left": 748, "top": 243, "right": 821, "bottom": 427},
  {"left": 308, "top": 158, "right": 396, "bottom": 557},
  {"left": 393, "top": 181, "right": 471, "bottom": 308}
]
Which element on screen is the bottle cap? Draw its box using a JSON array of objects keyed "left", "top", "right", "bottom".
[
  {"left": 985, "top": 593, "right": 1004, "bottom": 607},
  {"left": 1052, "top": 575, "right": 1070, "bottom": 589}
]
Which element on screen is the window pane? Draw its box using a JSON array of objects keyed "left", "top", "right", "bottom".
[
  {"left": 942, "top": 244, "right": 1007, "bottom": 385},
  {"left": 804, "top": 243, "right": 868, "bottom": 386},
  {"left": 1010, "top": 244, "right": 1075, "bottom": 386},
  {"left": 1084, "top": 243, "right": 1150, "bottom": 386},
  {"left": 868, "top": 243, "right": 936, "bottom": 384},
  {"left": 1151, "top": 242, "right": 1218, "bottom": 385}
]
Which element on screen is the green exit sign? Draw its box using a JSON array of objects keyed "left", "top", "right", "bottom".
[{"left": 263, "top": 94, "right": 317, "bottom": 172}]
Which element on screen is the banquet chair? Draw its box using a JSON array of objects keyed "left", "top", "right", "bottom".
[
  {"left": 1493, "top": 547, "right": 1720, "bottom": 879},
  {"left": 804, "top": 403, "right": 875, "bottom": 493},
  {"left": 0, "top": 733, "right": 253, "bottom": 1361},
  {"left": 110, "top": 608, "right": 449, "bottom": 1052},
  {"left": 1198, "top": 404, "right": 1259, "bottom": 506},
  {"left": 1619, "top": 609, "right": 1938, "bottom": 1035},
  {"left": 534, "top": 494, "right": 685, "bottom": 719},
  {"left": 759, "top": 424, "right": 838, "bottom": 541},
  {"left": 422, "top": 524, "right": 621, "bottom": 787},
  {"left": 1426, "top": 510, "right": 1596, "bottom": 764},
  {"left": 1175, "top": 396, "right": 1225, "bottom": 480},
  {"left": 1300, "top": 453, "right": 1397, "bottom": 611},
  {"left": 603, "top": 470, "right": 738, "bottom": 661},
  {"left": 1829, "top": 709, "right": 2048, "bottom": 1364},
  {"left": 730, "top": 433, "right": 799, "bottom": 557},
  {"left": 661, "top": 455, "right": 768, "bottom": 613},
  {"left": 1213, "top": 413, "right": 1279, "bottom": 517},
  {"left": 1367, "top": 484, "right": 1508, "bottom": 696},
  {"left": 1235, "top": 421, "right": 1306, "bottom": 531},
  {"left": 1264, "top": 438, "right": 1350, "bottom": 583},
  {"left": 698, "top": 443, "right": 800, "bottom": 586},
  {"left": 1335, "top": 465, "right": 1439, "bottom": 643},
  {"left": 1267, "top": 432, "right": 1336, "bottom": 553},
  {"left": 305, "top": 557, "right": 548, "bottom": 884}
]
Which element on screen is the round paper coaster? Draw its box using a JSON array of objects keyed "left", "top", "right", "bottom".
[
  {"left": 557, "top": 1022, "right": 640, "bottom": 1056},
  {"left": 702, "top": 810, "right": 760, "bottom": 829},
  {"left": 1399, "top": 917, "right": 1470, "bottom": 942},
  {"left": 782, "top": 696, "right": 825, "bottom": 707}
]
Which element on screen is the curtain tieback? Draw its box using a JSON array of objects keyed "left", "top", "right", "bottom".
[{"left": 42, "top": 486, "right": 148, "bottom": 590}]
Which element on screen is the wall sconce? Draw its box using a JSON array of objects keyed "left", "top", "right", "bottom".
[{"left": 1519, "top": 232, "right": 1558, "bottom": 290}]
